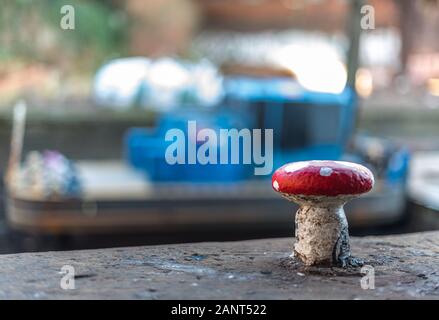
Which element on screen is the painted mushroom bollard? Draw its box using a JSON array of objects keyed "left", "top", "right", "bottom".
[{"left": 272, "top": 160, "right": 374, "bottom": 267}]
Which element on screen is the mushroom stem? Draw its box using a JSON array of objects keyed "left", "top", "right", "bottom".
[{"left": 294, "top": 203, "right": 359, "bottom": 267}]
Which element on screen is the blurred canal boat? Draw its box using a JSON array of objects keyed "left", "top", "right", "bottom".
[
  {"left": 4, "top": 75, "right": 410, "bottom": 236},
  {"left": 6, "top": 161, "right": 406, "bottom": 235}
]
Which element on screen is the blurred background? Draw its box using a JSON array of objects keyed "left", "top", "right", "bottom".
[{"left": 1, "top": 0, "right": 439, "bottom": 253}]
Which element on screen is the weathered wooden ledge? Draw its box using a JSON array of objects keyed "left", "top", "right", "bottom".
[{"left": 0, "top": 231, "right": 438, "bottom": 299}]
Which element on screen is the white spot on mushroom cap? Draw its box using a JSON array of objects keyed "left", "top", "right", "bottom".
[
  {"left": 273, "top": 180, "right": 279, "bottom": 191},
  {"left": 319, "top": 167, "right": 333, "bottom": 176}
]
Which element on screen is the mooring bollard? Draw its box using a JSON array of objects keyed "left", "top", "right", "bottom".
[{"left": 272, "top": 160, "right": 374, "bottom": 267}]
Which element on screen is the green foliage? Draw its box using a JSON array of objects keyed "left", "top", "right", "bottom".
[{"left": 0, "top": 0, "right": 129, "bottom": 70}]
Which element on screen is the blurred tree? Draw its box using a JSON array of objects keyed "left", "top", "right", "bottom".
[{"left": 0, "top": 0, "right": 129, "bottom": 72}]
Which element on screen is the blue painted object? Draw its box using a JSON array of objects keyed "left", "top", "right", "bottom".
[
  {"left": 125, "top": 76, "right": 407, "bottom": 183},
  {"left": 224, "top": 77, "right": 356, "bottom": 178},
  {"left": 386, "top": 147, "right": 411, "bottom": 185},
  {"left": 125, "top": 109, "right": 254, "bottom": 182}
]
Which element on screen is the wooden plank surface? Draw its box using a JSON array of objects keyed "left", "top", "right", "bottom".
[{"left": 0, "top": 231, "right": 438, "bottom": 299}]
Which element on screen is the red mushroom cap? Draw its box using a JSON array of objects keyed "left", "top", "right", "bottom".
[{"left": 272, "top": 160, "right": 374, "bottom": 197}]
